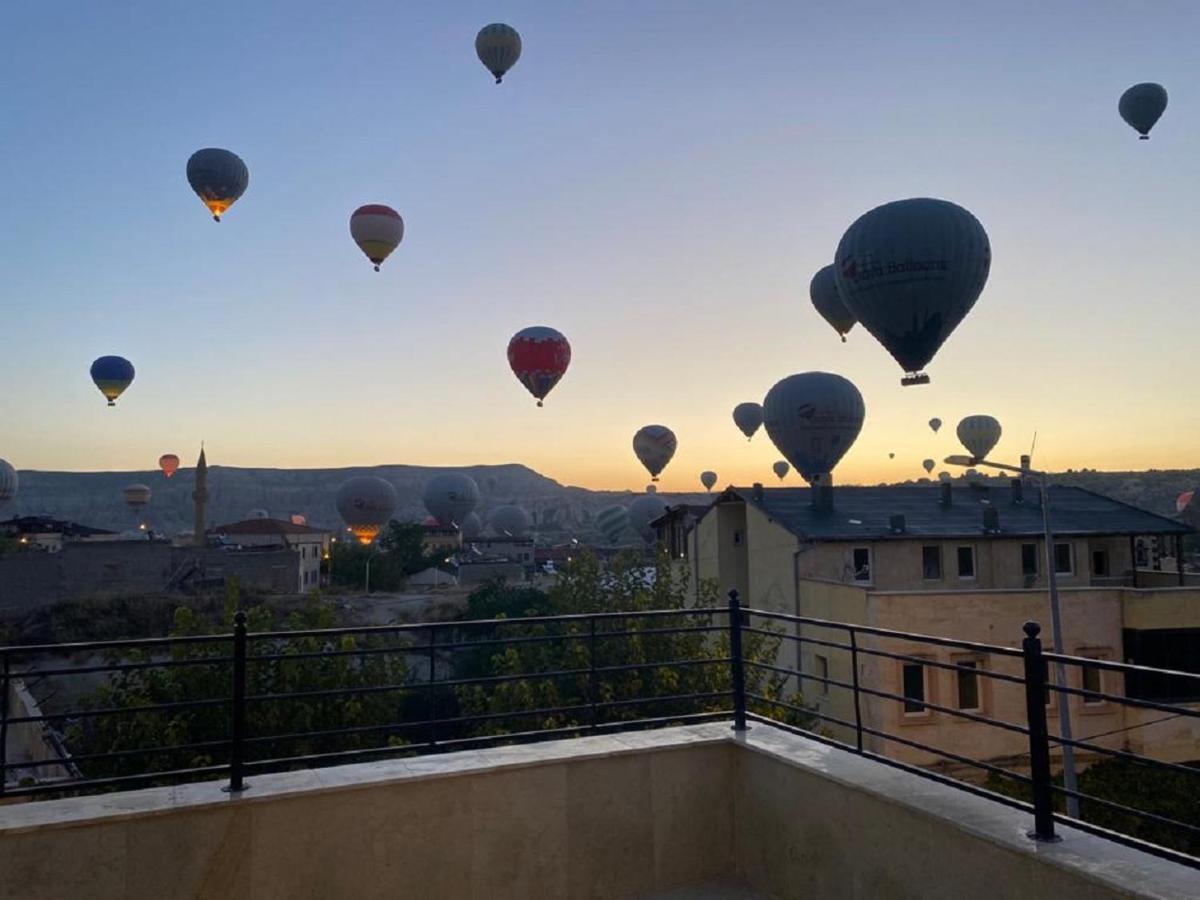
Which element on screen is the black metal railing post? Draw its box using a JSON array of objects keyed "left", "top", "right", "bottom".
[
  {"left": 848, "top": 628, "right": 864, "bottom": 754},
  {"left": 588, "top": 617, "right": 599, "bottom": 732},
  {"left": 1021, "top": 621, "right": 1058, "bottom": 842},
  {"left": 226, "top": 612, "right": 248, "bottom": 793},
  {"left": 728, "top": 590, "right": 747, "bottom": 732},
  {"left": 0, "top": 651, "right": 9, "bottom": 796},
  {"left": 427, "top": 624, "right": 438, "bottom": 747}
]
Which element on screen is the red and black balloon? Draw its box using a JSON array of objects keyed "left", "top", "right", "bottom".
[{"left": 507, "top": 326, "right": 571, "bottom": 407}]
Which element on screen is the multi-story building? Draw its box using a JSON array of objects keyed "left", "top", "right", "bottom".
[
  {"left": 0, "top": 516, "right": 123, "bottom": 552},
  {"left": 656, "top": 482, "right": 1199, "bottom": 774},
  {"left": 211, "top": 518, "right": 332, "bottom": 591}
]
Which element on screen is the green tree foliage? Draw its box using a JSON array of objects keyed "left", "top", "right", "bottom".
[
  {"left": 328, "top": 521, "right": 447, "bottom": 592},
  {"left": 985, "top": 758, "right": 1200, "bottom": 856}
]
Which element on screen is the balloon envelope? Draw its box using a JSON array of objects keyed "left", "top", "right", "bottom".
[
  {"left": 772, "top": 461, "right": 790, "bottom": 481},
  {"left": 633, "top": 425, "right": 677, "bottom": 481},
  {"left": 350, "top": 204, "right": 404, "bottom": 270},
  {"left": 476, "top": 23, "right": 521, "bottom": 83},
  {"left": 922, "top": 459, "right": 935, "bottom": 473},
  {"left": 186, "top": 148, "right": 248, "bottom": 221},
  {"left": 596, "top": 505, "right": 630, "bottom": 544},
  {"left": 628, "top": 494, "right": 669, "bottom": 545},
  {"left": 490, "top": 504, "right": 531, "bottom": 538},
  {"left": 123, "top": 484, "right": 151, "bottom": 511},
  {"left": 763, "top": 372, "right": 865, "bottom": 483},
  {"left": 1176, "top": 490, "right": 1196, "bottom": 516},
  {"left": 810, "top": 264, "right": 856, "bottom": 341},
  {"left": 423, "top": 473, "right": 481, "bottom": 526},
  {"left": 929, "top": 417, "right": 942, "bottom": 433},
  {"left": 1119, "top": 83, "right": 1168, "bottom": 139},
  {"left": 835, "top": 198, "right": 990, "bottom": 383},
  {"left": 508, "top": 326, "right": 571, "bottom": 406},
  {"left": 0, "top": 459, "right": 17, "bottom": 509},
  {"left": 336, "top": 476, "right": 398, "bottom": 545},
  {"left": 956, "top": 415, "right": 1002, "bottom": 461},
  {"left": 460, "top": 511, "right": 484, "bottom": 540},
  {"left": 732, "top": 402, "right": 763, "bottom": 440},
  {"left": 159, "top": 454, "right": 180, "bottom": 479},
  {"left": 700, "top": 470, "right": 718, "bottom": 492},
  {"left": 90, "top": 356, "right": 135, "bottom": 406}
]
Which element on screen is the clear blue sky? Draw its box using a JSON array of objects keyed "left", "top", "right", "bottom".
[{"left": 2, "top": 1, "right": 1197, "bottom": 489}]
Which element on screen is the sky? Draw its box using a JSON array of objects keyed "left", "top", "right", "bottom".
[{"left": 2, "top": 1, "right": 1198, "bottom": 492}]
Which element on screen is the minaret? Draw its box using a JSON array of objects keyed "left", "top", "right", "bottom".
[{"left": 192, "top": 446, "right": 208, "bottom": 547}]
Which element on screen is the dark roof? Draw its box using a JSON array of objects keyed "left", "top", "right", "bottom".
[
  {"left": 0, "top": 516, "right": 116, "bottom": 537},
  {"left": 212, "top": 519, "right": 329, "bottom": 537},
  {"left": 649, "top": 503, "right": 714, "bottom": 529},
  {"left": 726, "top": 485, "right": 1191, "bottom": 541}
]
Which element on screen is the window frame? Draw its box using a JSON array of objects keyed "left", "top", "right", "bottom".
[
  {"left": 852, "top": 546, "right": 873, "bottom": 584},
  {"left": 956, "top": 545, "right": 976, "bottom": 580},
  {"left": 1021, "top": 542, "right": 1039, "bottom": 577},
  {"left": 900, "top": 658, "right": 932, "bottom": 719},
  {"left": 1078, "top": 651, "right": 1110, "bottom": 708},
  {"left": 921, "top": 545, "right": 943, "bottom": 581},
  {"left": 1091, "top": 548, "right": 1109, "bottom": 578},
  {"left": 1053, "top": 542, "right": 1074, "bottom": 576},
  {"left": 952, "top": 656, "right": 984, "bottom": 713}
]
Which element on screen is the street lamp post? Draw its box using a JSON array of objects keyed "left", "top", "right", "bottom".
[{"left": 944, "top": 453, "right": 1081, "bottom": 819}]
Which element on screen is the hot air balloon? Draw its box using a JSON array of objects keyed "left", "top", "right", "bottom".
[
  {"left": 957, "top": 415, "right": 1002, "bottom": 462},
  {"left": 633, "top": 425, "right": 677, "bottom": 481},
  {"left": 596, "top": 505, "right": 630, "bottom": 544},
  {"left": 476, "top": 23, "right": 521, "bottom": 83},
  {"left": 123, "top": 484, "right": 151, "bottom": 512},
  {"left": 628, "top": 494, "right": 669, "bottom": 545},
  {"left": 1119, "top": 83, "right": 1168, "bottom": 140},
  {"left": 835, "top": 198, "right": 990, "bottom": 385},
  {"left": 349, "top": 205, "right": 404, "bottom": 271},
  {"left": 0, "top": 459, "right": 17, "bottom": 510},
  {"left": 810, "top": 264, "right": 856, "bottom": 342},
  {"left": 700, "top": 471, "right": 718, "bottom": 492},
  {"left": 186, "top": 149, "right": 248, "bottom": 222},
  {"left": 90, "top": 356, "right": 135, "bottom": 406},
  {"left": 929, "top": 417, "right": 942, "bottom": 434},
  {"left": 423, "top": 473, "right": 481, "bottom": 526},
  {"left": 508, "top": 326, "right": 571, "bottom": 406},
  {"left": 646, "top": 485, "right": 657, "bottom": 494},
  {"left": 773, "top": 461, "right": 790, "bottom": 481},
  {"left": 246, "top": 509, "right": 269, "bottom": 520},
  {"left": 159, "top": 454, "right": 180, "bottom": 479},
  {"left": 763, "top": 372, "right": 865, "bottom": 483},
  {"left": 922, "top": 459, "right": 935, "bottom": 474},
  {"left": 1176, "top": 490, "right": 1197, "bottom": 516},
  {"left": 460, "top": 511, "right": 484, "bottom": 540},
  {"left": 490, "top": 504, "right": 531, "bottom": 538},
  {"left": 290, "top": 514, "right": 307, "bottom": 526},
  {"left": 888, "top": 453, "right": 895, "bottom": 460},
  {"left": 336, "top": 476, "right": 398, "bottom": 545},
  {"left": 732, "top": 403, "right": 763, "bottom": 441}
]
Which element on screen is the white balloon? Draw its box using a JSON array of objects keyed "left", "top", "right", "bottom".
[{"left": 957, "top": 415, "right": 1002, "bottom": 461}]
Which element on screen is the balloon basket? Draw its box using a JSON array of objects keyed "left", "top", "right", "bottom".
[
  {"left": 1139, "top": 135, "right": 1149, "bottom": 140},
  {"left": 901, "top": 372, "right": 931, "bottom": 386}
]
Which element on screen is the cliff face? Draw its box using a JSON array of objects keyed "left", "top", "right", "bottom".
[{"left": 5, "top": 464, "right": 707, "bottom": 542}]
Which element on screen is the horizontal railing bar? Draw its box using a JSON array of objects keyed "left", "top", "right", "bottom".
[
  {"left": 0, "top": 763, "right": 229, "bottom": 798},
  {"left": 1046, "top": 733, "right": 1200, "bottom": 778},
  {"left": 13, "top": 655, "right": 236, "bottom": 679},
  {"left": 1046, "top": 682, "right": 1200, "bottom": 718},
  {"left": 1049, "top": 811, "right": 1200, "bottom": 871},
  {"left": 745, "top": 692, "right": 858, "bottom": 732},
  {"left": 1052, "top": 785, "right": 1200, "bottom": 837},
  {"left": 5, "top": 696, "right": 230, "bottom": 725},
  {"left": 1043, "top": 652, "right": 1200, "bottom": 681},
  {"left": 1, "top": 633, "right": 234, "bottom": 657},
  {"left": 6, "top": 738, "right": 230, "bottom": 770},
  {"left": 860, "top": 724, "right": 1034, "bottom": 785}
]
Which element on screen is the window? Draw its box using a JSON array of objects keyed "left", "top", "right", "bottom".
[
  {"left": 1054, "top": 542, "right": 1073, "bottom": 575},
  {"left": 852, "top": 547, "right": 872, "bottom": 582},
  {"left": 1021, "top": 543, "right": 1038, "bottom": 577},
  {"left": 955, "top": 659, "right": 981, "bottom": 711},
  {"left": 1081, "top": 658, "right": 1105, "bottom": 705},
  {"left": 733, "top": 529, "right": 743, "bottom": 547},
  {"left": 902, "top": 663, "right": 927, "bottom": 714},
  {"left": 1092, "top": 549, "right": 1109, "bottom": 578},
  {"left": 956, "top": 546, "right": 975, "bottom": 579},
  {"left": 815, "top": 655, "right": 829, "bottom": 696},
  {"left": 922, "top": 545, "right": 942, "bottom": 580}
]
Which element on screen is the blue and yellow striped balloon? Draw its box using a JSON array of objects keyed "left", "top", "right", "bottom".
[{"left": 90, "top": 356, "right": 135, "bottom": 407}]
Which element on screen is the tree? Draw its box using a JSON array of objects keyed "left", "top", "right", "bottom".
[{"left": 328, "top": 521, "right": 448, "bottom": 592}]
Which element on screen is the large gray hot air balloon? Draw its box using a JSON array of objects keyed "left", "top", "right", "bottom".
[
  {"left": 762, "top": 372, "right": 865, "bottom": 483},
  {"left": 772, "top": 461, "right": 790, "bottom": 481},
  {"left": 490, "top": 504, "right": 531, "bottom": 538},
  {"left": 596, "top": 505, "right": 630, "bottom": 544},
  {"left": 628, "top": 494, "right": 669, "bottom": 545},
  {"left": 423, "top": 473, "right": 481, "bottom": 526},
  {"left": 0, "top": 459, "right": 17, "bottom": 510},
  {"left": 336, "top": 476, "right": 398, "bottom": 545},
  {"left": 633, "top": 425, "right": 677, "bottom": 481},
  {"left": 1119, "top": 83, "right": 1168, "bottom": 140},
  {"left": 835, "top": 198, "right": 990, "bottom": 385},
  {"left": 460, "top": 512, "right": 483, "bottom": 540},
  {"left": 186, "top": 149, "right": 249, "bottom": 222},
  {"left": 810, "top": 264, "right": 856, "bottom": 342},
  {"left": 476, "top": 23, "right": 521, "bottom": 83},
  {"left": 700, "top": 470, "right": 718, "bottom": 492},
  {"left": 732, "top": 402, "right": 763, "bottom": 441},
  {"left": 956, "top": 415, "right": 1002, "bottom": 462}
]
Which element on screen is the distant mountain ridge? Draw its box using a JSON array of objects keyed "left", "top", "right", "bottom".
[{"left": 5, "top": 464, "right": 1195, "bottom": 541}]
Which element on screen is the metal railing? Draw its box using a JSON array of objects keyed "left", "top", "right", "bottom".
[{"left": 1, "top": 592, "right": 1198, "bottom": 869}]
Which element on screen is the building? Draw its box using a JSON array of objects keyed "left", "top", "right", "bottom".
[
  {"left": 662, "top": 482, "right": 1200, "bottom": 774},
  {"left": 211, "top": 518, "right": 332, "bottom": 591},
  {"left": 421, "top": 523, "right": 462, "bottom": 556},
  {"left": 0, "top": 516, "right": 122, "bottom": 552}
]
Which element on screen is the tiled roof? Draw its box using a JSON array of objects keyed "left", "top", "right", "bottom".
[
  {"left": 725, "top": 484, "right": 1191, "bottom": 541},
  {"left": 212, "top": 519, "right": 329, "bottom": 537},
  {"left": 0, "top": 516, "right": 116, "bottom": 537}
]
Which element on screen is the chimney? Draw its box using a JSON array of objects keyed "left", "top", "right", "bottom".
[
  {"left": 982, "top": 507, "right": 1000, "bottom": 534},
  {"left": 940, "top": 481, "right": 952, "bottom": 506},
  {"left": 1011, "top": 477, "right": 1023, "bottom": 505},
  {"left": 810, "top": 474, "right": 834, "bottom": 513},
  {"left": 752, "top": 482, "right": 764, "bottom": 501},
  {"left": 1020, "top": 454, "right": 1032, "bottom": 475},
  {"left": 889, "top": 514, "right": 906, "bottom": 534}
]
